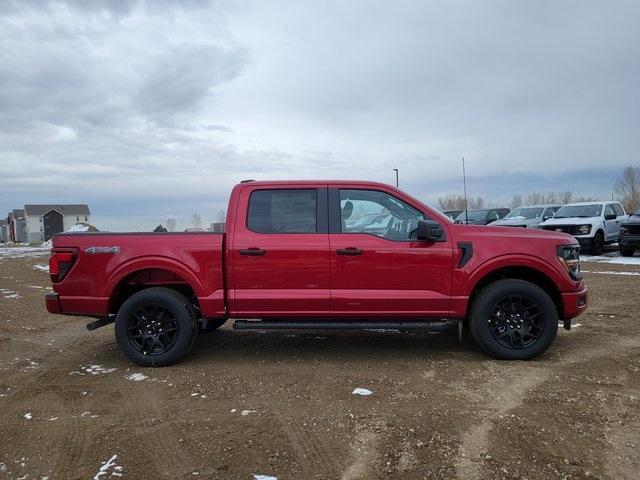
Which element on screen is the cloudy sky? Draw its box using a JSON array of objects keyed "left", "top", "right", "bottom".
[{"left": 1, "top": 0, "right": 639, "bottom": 230}]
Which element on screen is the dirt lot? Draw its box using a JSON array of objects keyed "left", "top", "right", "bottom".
[{"left": 1, "top": 252, "right": 638, "bottom": 480}]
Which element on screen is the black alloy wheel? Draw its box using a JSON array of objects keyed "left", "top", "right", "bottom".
[
  {"left": 127, "top": 304, "right": 179, "bottom": 356},
  {"left": 487, "top": 295, "right": 544, "bottom": 349}
]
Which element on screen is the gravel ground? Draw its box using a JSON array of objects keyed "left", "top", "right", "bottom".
[{"left": 0, "top": 252, "right": 638, "bottom": 480}]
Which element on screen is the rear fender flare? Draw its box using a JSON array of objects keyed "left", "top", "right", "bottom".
[{"left": 103, "top": 256, "right": 205, "bottom": 300}]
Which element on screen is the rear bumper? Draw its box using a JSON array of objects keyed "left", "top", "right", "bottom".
[
  {"left": 45, "top": 293, "right": 62, "bottom": 314},
  {"left": 561, "top": 285, "right": 588, "bottom": 320}
]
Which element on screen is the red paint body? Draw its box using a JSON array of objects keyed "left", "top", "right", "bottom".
[{"left": 46, "top": 181, "right": 587, "bottom": 322}]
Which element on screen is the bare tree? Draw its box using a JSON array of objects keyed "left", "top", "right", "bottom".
[
  {"left": 469, "top": 196, "right": 485, "bottom": 209},
  {"left": 510, "top": 195, "right": 523, "bottom": 209},
  {"left": 615, "top": 165, "right": 640, "bottom": 212},
  {"left": 560, "top": 191, "right": 573, "bottom": 205},
  {"left": 190, "top": 213, "right": 202, "bottom": 229},
  {"left": 166, "top": 217, "right": 176, "bottom": 232},
  {"left": 214, "top": 209, "right": 226, "bottom": 223},
  {"left": 438, "top": 193, "right": 466, "bottom": 211}
]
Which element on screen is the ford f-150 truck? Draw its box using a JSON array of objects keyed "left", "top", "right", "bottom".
[{"left": 46, "top": 180, "right": 588, "bottom": 366}]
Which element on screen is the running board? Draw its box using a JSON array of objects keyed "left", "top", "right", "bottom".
[{"left": 233, "top": 320, "right": 450, "bottom": 331}]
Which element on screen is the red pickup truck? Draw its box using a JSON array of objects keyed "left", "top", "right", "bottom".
[{"left": 46, "top": 180, "right": 587, "bottom": 366}]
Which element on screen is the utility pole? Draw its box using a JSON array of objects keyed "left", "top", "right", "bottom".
[
  {"left": 462, "top": 157, "right": 469, "bottom": 224},
  {"left": 393, "top": 168, "right": 399, "bottom": 187}
]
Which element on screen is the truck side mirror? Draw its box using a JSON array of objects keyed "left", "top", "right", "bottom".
[{"left": 416, "top": 220, "right": 446, "bottom": 242}]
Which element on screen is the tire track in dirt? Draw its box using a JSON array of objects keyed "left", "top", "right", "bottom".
[
  {"left": 454, "top": 336, "right": 640, "bottom": 480},
  {"left": 277, "top": 413, "right": 343, "bottom": 479},
  {"left": 340, "top": 421, "right": 383, "bottom": 480}
]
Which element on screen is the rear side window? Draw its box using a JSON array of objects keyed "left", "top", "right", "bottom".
[{"left": 247, "top": 189, "right": 317, "bottom": 233}]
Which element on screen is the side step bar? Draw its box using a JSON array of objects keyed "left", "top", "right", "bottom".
[{"left": 233, "top": 320, "right": 450, "bottom": 331}]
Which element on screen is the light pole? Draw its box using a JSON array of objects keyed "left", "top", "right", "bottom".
[{"left": 393, "top": 168, "right": 399, "bottom": 187}]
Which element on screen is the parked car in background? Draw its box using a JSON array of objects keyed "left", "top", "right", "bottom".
[
  {"left": 540, "top": 201, "right": 627, "bottom": 255},
  {"left": 454, "top": 208, "right": 510, "bottom": 225},
  {"left": 491, "top": 205, "right": 561, "bottom": 229},
  {"left": 442, "top": 210, "right": 463, "bottom": 220},
  {"left": 618, "top": 208, "right": 640, "bottom": 257}
]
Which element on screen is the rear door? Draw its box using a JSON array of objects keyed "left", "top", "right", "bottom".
[
  {"left": 229, "top": 186, "right": 330, "bottom": 317},
  {"left": 328, "top": 187, "right": 453, "bottom": 318}
]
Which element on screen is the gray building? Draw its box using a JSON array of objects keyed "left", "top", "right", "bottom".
[
  {"left": 0, "top": 219, "right": 7, "bottom": 243},
  {"left": 23, "top": 204, "right": 91, "bottom": 242}
]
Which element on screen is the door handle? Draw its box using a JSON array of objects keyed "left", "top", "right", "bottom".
[
  {"left": 240, "top": 248, "right": 266, "bottom": 256},
  {"left": 337, "top": 247, "right": 363, "bottom": 256}
]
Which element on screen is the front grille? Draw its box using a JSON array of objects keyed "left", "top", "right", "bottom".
[
  {"left": 542, "top": 225, "right": 580, "bottom": 235},
  {"left": 624, "top": 224, "right": 640, "bottom": 235}
]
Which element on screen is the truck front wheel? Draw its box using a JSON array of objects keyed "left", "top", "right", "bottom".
[
  {"left": 469, "top": 279, "right": 558, "bottom": 360},
  {"left": 115, "top": 287, "right": 198, "bottom": 367}
]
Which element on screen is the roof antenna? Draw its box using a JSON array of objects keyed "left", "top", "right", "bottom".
[{"left": 462, "top": 157, "right": 469, "bottom": 224}]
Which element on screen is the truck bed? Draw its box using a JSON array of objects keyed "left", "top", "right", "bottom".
[{"left": 50, "top": 232, "right": 226, "bottom": 318}]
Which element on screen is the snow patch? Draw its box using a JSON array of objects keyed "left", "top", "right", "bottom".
[
  {"left": 69, "top": 365, "right": 117, "bottom": 376},
  {"left": 254, "top": 476, "right": 278, "bottom": 480},
  {"left": 582, "top": 252, "right": 640, "bottom": 265},
  {"left": 582, "top": 269, "right": 640, "bottom": 276},
  {"left": 352, "top": 388, "right": 373, "bottom": 396},
  {"left": 24, "top": 412, "right": 32, "bottom": 420},
  {"left": 93, "top": 454, "right": 121, "bottom": 480},
  {"left": 241, "top": 409, "right": 257, "bottom": 416},
  {"left": 126, "top": 373, "right": 148, "bottom": 382},
  {"left": 33, "top": 264, "right": 49, "bottom": 272},
  {"left": 0, "top": 246, "right": 50, "bottom": 258}
]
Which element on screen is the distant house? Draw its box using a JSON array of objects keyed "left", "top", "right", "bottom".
[
  {"left": 8, "top": 209, "right": 27, "bottom": 243},
  {"left": 0, "top": 219, "right": 7, "bottom": 243},
  {"left": 23, "top": 204, "right": 91, "bottom": 242}
]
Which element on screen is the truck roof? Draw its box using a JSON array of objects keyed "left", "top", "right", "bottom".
[{"left": 237, "top": 179, "right": 395, "bottom": 188}]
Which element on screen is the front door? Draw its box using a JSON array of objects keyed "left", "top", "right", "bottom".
[
  {"left": 329, "top": 187, "right": 453, "bottom": 318},
  {"left": 230, "top": 186, "right": 330, "bottom": 317}
]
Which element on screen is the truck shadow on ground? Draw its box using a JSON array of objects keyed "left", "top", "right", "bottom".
[{"left": 187, "top": 322, "right": 482, "bottom": 364}]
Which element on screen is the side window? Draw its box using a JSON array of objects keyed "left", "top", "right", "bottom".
[
  {"left": 612, "top": 203, "right": 625, "bottom": 217},
  {"left": 247, "top": 189, "right": 317, "bottom": 233},
  {"left": 543, "top": 207, "right": 557, "bottom": 220},
  {"left": 604, "top": 204, "right": 615, "bottom": 217},
  {"left": 487, "top": 210, "right": 499, "bottom": 222},
  {"left": 339, "top": 189, "right": 424, "bottom": 241}
]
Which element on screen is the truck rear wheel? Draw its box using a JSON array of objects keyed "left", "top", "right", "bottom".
[
  {"left": 469, "top": 279, "right": 558, "bottom": 360},
  {"left": 115, "top": 287, "right": 198, "bottom": 367}
]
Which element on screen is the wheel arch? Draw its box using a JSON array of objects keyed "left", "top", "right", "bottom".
[
  {"left": 466, "top": 263, "right": 564, "bottom": 322},
  {"left": 105, "top": 257, "right": 204, "bottom": 314}
]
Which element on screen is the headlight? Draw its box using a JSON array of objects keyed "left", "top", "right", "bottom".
[
  {"left": 557, "top": 245, "right": 582, "bottom": 280},
  {"left": 577, "top": 224, "right": 591, "bottom": 235}
]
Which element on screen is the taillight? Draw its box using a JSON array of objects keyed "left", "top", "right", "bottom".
[{"left": 49, "top": 251, "right": 76, "bottom": 283}]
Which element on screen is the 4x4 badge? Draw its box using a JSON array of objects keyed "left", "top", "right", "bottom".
[{"left": 85, "top": 246, "right": 120, "bottom": 255}]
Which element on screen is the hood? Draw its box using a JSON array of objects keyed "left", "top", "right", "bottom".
[
  {"left": 540, "top": 216, "right": 600, "bottom": 226},
  {"left": 491, "top": 217, "right": 538, "bottom": 227},
  {"left": 624, "top": 213, "right": 640, "bottom": 224}
]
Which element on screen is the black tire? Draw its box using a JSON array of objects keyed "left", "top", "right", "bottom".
[
  {"left": 590, "top": 231, "right": 604, "bottom": 256},
  {"left": 619, "top": 247, "right": 635, "bottom": 257},
  {"left": 115, "top": 287, "right": 198, "bottom": 367},
  {"left": 200, "top": 318, "right": 227, "bottom": 332},
  {"left": 469, "top": 279, "right": 558, "bottom": 360}
]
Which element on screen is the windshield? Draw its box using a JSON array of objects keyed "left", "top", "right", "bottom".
[
  {"left": 455, "top": 210, "right": 487, "bottom": 222},
  {"left": 505, "top": 207, "right": 543, "bottom": 219},
  {"left": 554, "top": 204, "right": 602, "bottom": 218}
]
